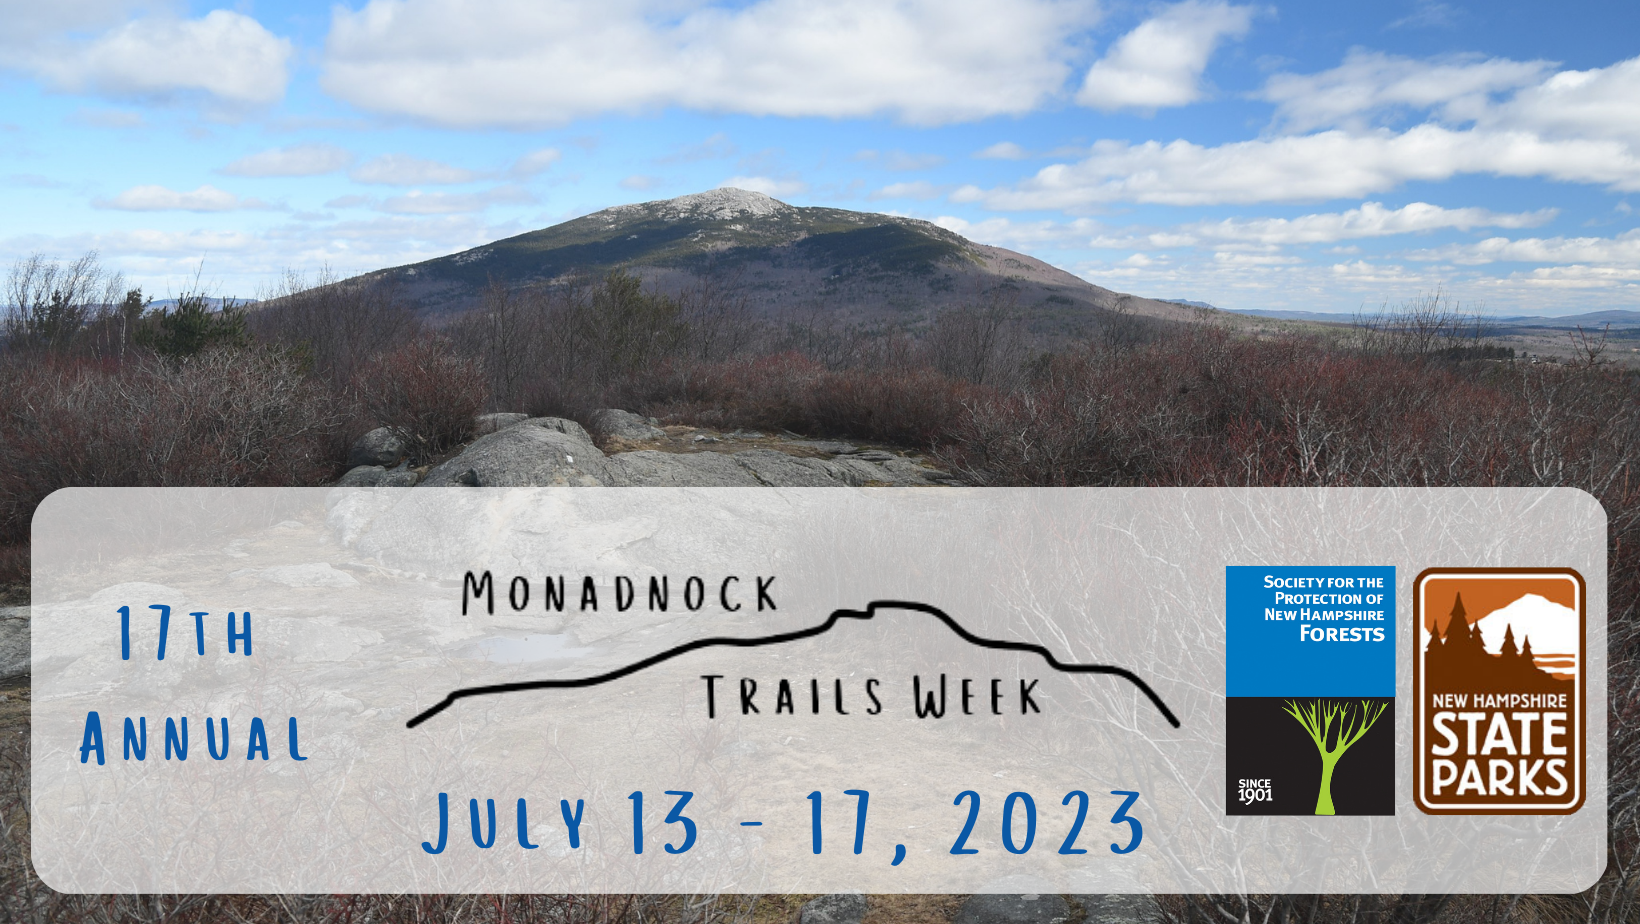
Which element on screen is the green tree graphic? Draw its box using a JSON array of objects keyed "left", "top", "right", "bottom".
[{"left": 1282, "top": 699, "right": 1389, "bottom": 815}]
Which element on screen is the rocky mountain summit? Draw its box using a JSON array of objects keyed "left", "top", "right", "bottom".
[
  {"left": 338, "top": 409, "right": 958, "bottom": 489},
  {"left": 361, "top": 187, "right": 1192, "bottom": 330}
]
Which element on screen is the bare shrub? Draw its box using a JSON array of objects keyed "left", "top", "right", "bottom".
[
  {"left": 249, "top": 269, "right": 421, "bottom": 388},
  {"left": 3, "top": 251, "right": 126, "bottom": 355},
  {"left": 638, "top": 350, "right": 982, "bottom": 446},
  {"left": 803, "top": 365, "right": 981, "bottom": 445},
  {"left": 0, "top": 349, "right": 340, "bottom": 544},
  {"left": 674, "top": 261, "right": 760, "bottom": 362},
  {"left": 1568, "top": 323, "right": 1613, "bottom": 367},
  {"left": 354, "top": 334, "right": 490, "bottom": 463},
  {"left": 1352, "top": 287, "right": 1491, "bottom": 359},
  {"left": 450, "top": 272, "right": 704, "bottom": 418},
  {"left": 923, "top": 285, "right": 1030, "bottom": 388}
]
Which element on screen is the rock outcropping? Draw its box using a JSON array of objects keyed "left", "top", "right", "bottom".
[{"left": 339, "top": 413, "right": 954, "bottom": 489}]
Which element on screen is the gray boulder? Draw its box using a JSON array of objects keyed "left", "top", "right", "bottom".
[
  {"left": 336, "top": 465, "right": 421, "bottom": 488},
  {"left": 0, "top": 606, "right": 26, "bottom": 683},
  {"left": 787, "top": 439, "right": 857, "bottom": 454},
  {"left": 954, "top": 894, "right": 1073, "bottom": 924},
  {"left": 593, "top": 409, "right": 666, "bottom": 441},
  {"left": 421, "top": 423, "right": 610, "bottom": 487},
  {"left": 474, "top": 412, "right": 529, "bottom": 435},
  {"left": 799, "top": 894, "right": 866, "bottom": 924},
  {"left": 1071, "top": 895, "right": 1163, "bottom": 924},
  {"left": 349, "top": 427, "right": 407, "bottom": 467},
  {"left": 337, "top": 465, "right": 386, "bottom": 487},
  {"left": 606, "top": 451, "right": 761, "bottom": 487},
  {"left": 518, "top": 416, "right": 596, "bottom": 444},
  {"left": 605, "top": 447, "right": 944, "bottom": 487},
  {"left": 731, "top": 449, "right": 857, "bottom": 486},
  {"left": 830, "top": 453, "right": 949, "bottom": 486}
]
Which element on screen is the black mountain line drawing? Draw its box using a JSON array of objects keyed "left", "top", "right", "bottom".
[{"left": 406, "top": 600, "right": 1182, "bottom": 729}]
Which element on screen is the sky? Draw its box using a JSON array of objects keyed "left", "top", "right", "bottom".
[{"left": 2, "top": 0, "right": 1638, "bottom": 315}]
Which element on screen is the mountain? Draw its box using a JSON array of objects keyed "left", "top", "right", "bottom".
[
  {"left": 1222, "top": 308, "right": 1359, "bottom": 324},
  {"left": 361, "top": 188, "right": 1192, "bottom": 329},
  {"left": 1474, "top": 593, "right": 1579, "bottom": 664}
]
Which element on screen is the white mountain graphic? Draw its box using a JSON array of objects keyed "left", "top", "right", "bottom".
[{"left": 1474, "top": 593, "right": 1579, "bottom": 671}]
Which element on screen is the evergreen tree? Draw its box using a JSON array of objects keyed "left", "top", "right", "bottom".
[{"left": 135, "top": 293, "right": 248, "bottom": 359}]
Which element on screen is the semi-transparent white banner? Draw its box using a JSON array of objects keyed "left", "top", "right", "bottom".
[{"left": 31, "top": 487, "right": 1606, "bottom": 893}]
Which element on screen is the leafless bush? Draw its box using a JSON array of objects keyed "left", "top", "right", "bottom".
[
  {"left": 0, "top": 348, "right": 341, "bottom": 545},
  {"left": 449, "top": 271, "right": 698, "bottom": 417},
  {"left": 674, "top": 262, "right": 760, "bottom": 362},
  {"left": 776, "top": 303, "right": 875, "bottom": 371},
  {"left": 923, "top": 285, "right": 1030, "bottom": 389},
  {"left": 1568, "top": 323, "right": 1614, "bottom": 367},
  {"left": 1352, "top": 287, "right": 1491, "bottom": 359},
  {"left": 3, "top": 251, "right": 126, "bottom": 355},
  {"left": 250, "top": 268, "right": 421, "bottom": 387},
  {"left": 355, "top": 334, "right": 490, "bottom": 463}
]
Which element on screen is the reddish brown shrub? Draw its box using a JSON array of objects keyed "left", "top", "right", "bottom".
[
  {"left": 0, "top": 349, "right": 340, "bottom": 544},
  {"left": 635, "top": 351, "right": 985, "bottom": 447},
  {"left": 354, "top": 334, "right": 490, "bottom": 463}
]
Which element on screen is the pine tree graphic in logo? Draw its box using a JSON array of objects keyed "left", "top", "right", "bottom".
[{"left": 1282, "top": 699, "right": 1390, "bottom": 815}]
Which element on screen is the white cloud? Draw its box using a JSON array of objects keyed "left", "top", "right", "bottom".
[
  {"left": 619, "top": 175, "right": 662, "bottom": 190},
  {"left": 221, "top": 144, "right": 355, "bottom": 177},
  {"left": 1261, "top": 50, "right": 1554, "bottom": 133},
  {"left": 1388, "top": 2, "right": 1461, "bottom": 30},
  {"left": 956, "top": 53, "right": 1638, "bottom": 211},
  {"left": 351, "top": 154, "right": 482, "bottom": 186},
  {"left": 1260, "top": 51, "right": 1640, "bottom": 148},
  {"left": 27, "top": 10, "right": 291, "bottom": 104},
  {"left": 1077, "top": 1, "right": 1254, "bottom": 111},
  {"left": 1509, "top": 265, "right": 1640, "bottom": 289},
  {"left": 658, "top": 133, "right": 737, "bottom": 164},
  {"left": 376, "top": 185, "right": 535, "bottom": 214},
  {"left": 1405, "top": 230, "right": 1640, "bottom": 266},
  {"left": 68, "top": 108, "right": 146, "bottom": 129},
  {"left": 1177, "top": 201, "right": 1558, "bottom": 245},
  {"left": 95, "top": 184, "right": 270, "bottom": 212},
  {"left": 975, "top": 141, "right": 1029, "bottom": 160},
  {"left": 0, "top": 1, "right": 142, "bottom": 51},
  {"left": 510, "top": 148, "right": 562, "bottom": 177},
  {"left": 321, "top": 0, "right": 1100, "bottom": 127},
  {"left": 855, "top": 149, "right": 946, "bottom": 171},
  {"left": 1213, "top": 252, "right": 1302, "bottom": 265},
  {"left": 871, "top": 181, "right": 949, "bottom": 200},
  {"left": 1493, "top": 57, "right": 1640, "bottom": 146},
  {"left": 971, "top": 125, "right": 1640, "bottom": 208},
  {"left": 932, "top": 215, "right": 1104, "bottom": 248},
  {"left": 2, "top": 213, "right": 530, "bottom": 297},
  {"left": 720, "top": 175, "right": 807, "bottom": 197}
]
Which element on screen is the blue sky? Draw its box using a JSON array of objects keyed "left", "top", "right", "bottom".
[{"left": 2, "top": 0, "right": 1638, "bottom": 314}]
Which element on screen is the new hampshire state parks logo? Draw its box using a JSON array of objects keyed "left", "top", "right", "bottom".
[{"left": 1414, "top": 568, "right": 1586, "bottom": 815}]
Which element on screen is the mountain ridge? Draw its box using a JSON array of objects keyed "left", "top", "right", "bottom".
[{"left": 359, "top": 188, "right": 1193, "bottom": 329}]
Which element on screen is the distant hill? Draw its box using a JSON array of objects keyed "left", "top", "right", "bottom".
[
  {"left": 1224, "top": 306, "right": 1640, "bottom": 329},
  {"left": 149, "top": 297, "right": 256, "bottom": 311},
  {"left": 356, "top": 188, "right": 1192, "bottom": 330}
]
